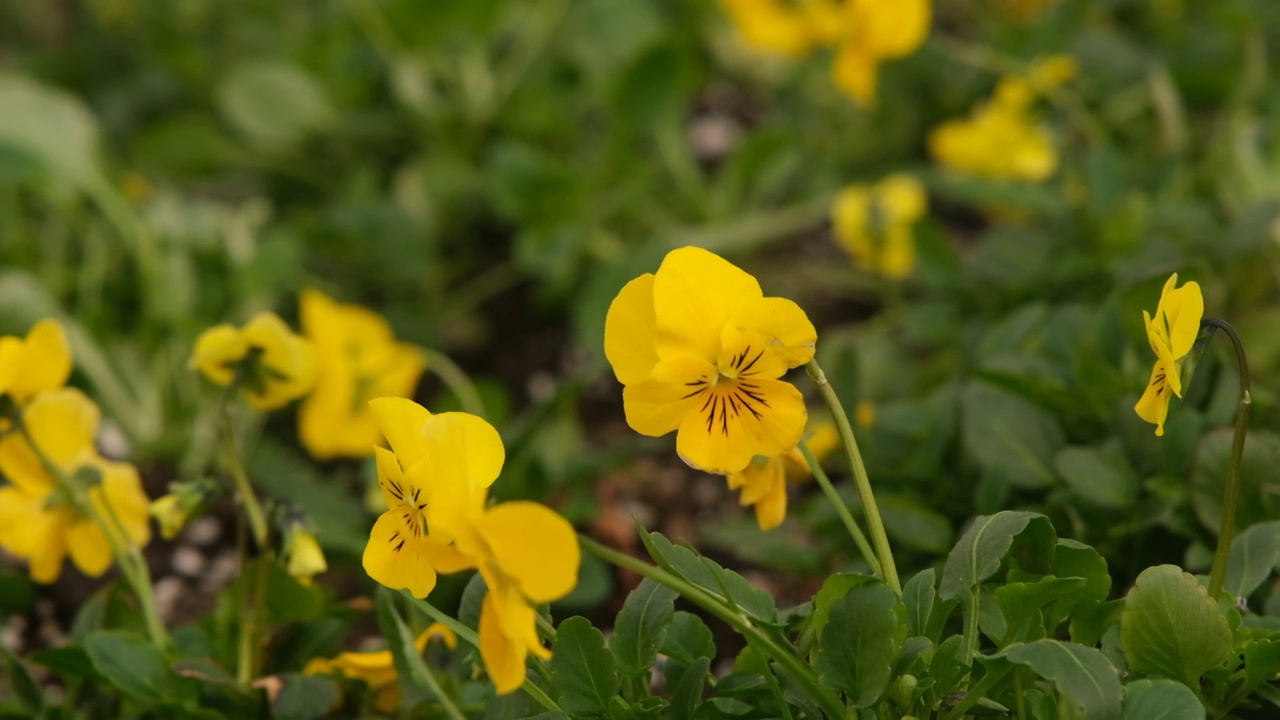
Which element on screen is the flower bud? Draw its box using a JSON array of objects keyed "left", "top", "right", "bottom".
[{"left": 285, "top": 523, "right": 327, "bottom": 585}]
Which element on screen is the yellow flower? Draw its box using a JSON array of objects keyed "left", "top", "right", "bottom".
[
  {"left": 305, "top": 624, "right": 456, "bottom": 713},
  {"left": 362, "top": 398, "right": 580, "bottom": 695},
  {"left": 1135, "top": 274, "right": 1204, "bottom": 436},
  {"left": 150, "top": 478, "right": 218, "bottom": 540},
  {"left": 189, "top": 312, "right": 317, "bottom": 411},
  {"left": 286, "top": 525, "right": 328, "bottom": 586},
  {"left": 832, "top": 174, "right": 927, "bottom": 279},
  {"left": 928, "top": 55, "right": 1075, "bottom": 183},
  {"left": 831, "top": 0, "right": 932, "bottom": 105},
  {"left": 0, "top": 319, "right": 72, "bottom": 406},
  {"left": 150, "top": 495, "right": 186, "bottom": 540},
  {"left": 717, "top": 0, "right": 821, "bottom": 57},
  {"left": 727, "top": 420, "right": 840, "bottom": 530},
  {"left": 0, "top": 389, "right": 151, "bottom": 583},
  {"left": 604, "top": 247, "right": 816, "bottom": 475},
  {"left": 854, "top": 400, "right": 876, "bottom": 429},
  {"left": 298, "top": 290, "right": 425, "bottom": 460}
]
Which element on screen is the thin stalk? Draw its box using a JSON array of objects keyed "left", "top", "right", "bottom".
[
  {"left": 16, "top": 422, "right": 168, "bottom": 647},
  {"left": 417, "top": 658, "right": 467, "bottom": 720},
  {"left": 797, "top": 441, "right": 880, "bottom": 575},
  {"left": 747, "top": 636, "right": 796, "bottom": 720},
  {"left": 234, "top": 521, "right": 255, "bottom": 685},
  {"left": 942, "top": 664, "right": 1013, "bottom": 720},
  {"left": 1203, "top": 318, "right": 1251, "bottom": 599},
  {"left": 421, "top": 348, "right": 486, "bottom": 418},
  {"left": 535, "top": 613, "right": 558, "bottom": 643},
  {"left": 220, "top": 401, "right": 269, "bottom": 550},
  {"left": 806, "top": 360, "right": 901, "bottom": 593},
  {"left": 404, "top": 593, "right": 563, "bottom": 714},
  {"left": 579, "top": 535, "right": 847, "bottom": 720}
]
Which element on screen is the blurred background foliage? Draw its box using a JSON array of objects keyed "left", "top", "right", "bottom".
[{"left": 3, "top": 0, "right": 1280, "bottom": 641}]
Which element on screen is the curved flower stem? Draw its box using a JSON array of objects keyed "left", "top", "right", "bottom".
[
  {"left": 805, "top": 360, "right": 901, "bottom": 594},
  {"left": 404, "top": 593, "right": 563, "bottom": 714},
  {"left": 218, "top": 394, "right": 269, "bottom": 551},
  {"left": 1203, "top": 318, "right": 1251, "bottom": 599},
  {"left": 420, "top": 348, "right": 486, "bottom": 418},
  {"left": 16, "top": 422, "right": 168, "bottom": 648},
  {"left": 579, "top": 535, "right": 848, "bottom": 720},
  {"left": 797, "top": 441, "right": 880, "bottom": 575}
]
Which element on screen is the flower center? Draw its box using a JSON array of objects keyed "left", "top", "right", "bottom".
[{"left": 383, "top": 478, "right": 427, "bottom": 552}]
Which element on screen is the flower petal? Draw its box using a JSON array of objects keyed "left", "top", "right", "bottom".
[
  {"left": 1134, "top": 361, "right": 1172, "bottom": 437},
  {"left": 22, "top": 388, "right": 100, "bottom": 473},
  {"left": 10, "top": 319, "right": 72, "bottom": 403},
  {"left": 476, "top": 501, "right": 580, "bottom": 604},
  {"left": 604, "top": 274, "right": 660, "bottom": 385},
  {"left": 24, "top": 510, "right": 70, "bottom": 584},
  {"left": 876, "top": 174, "right": 927, "bottom": 223},
  {"left": 189, "top": 324, "right": 248, "bottom": 387},
  {"left": 675, "top": 378, "right": 807, "bottom": 474},
  {"left": 362, "top": 512, "right": 439, "bottom": 598},
  {"left": 1157, "top": 274, "right": 1204, "bottom": 359},
  {"left": 653, "top": 247, "right": 762, "bottom": 363},
  {"left": 93, "top": 459, "right": 152, "bottom": 549},
  {"left": 723, "top": 297, "right": 816, "bottom": 371},
  {"left": 833, "top": 44, "right": 878, "bottom": 105},
  {"left": 479, "top": 590, "right": 529, "bottom": 695},
  {"left": 420, "top": 412, "right": 505, "bottom": 489},
  {"left": 67, "top": 519, "right": 113, "bottom": 577},
  {"left": 369, "top": 397, "right": 433, "bottom": 466},
  {"left": 622, "top": 355, "right": 716, "bottom": 437},
  {"left": 0, "top": 486, "right": 47, "bottom": 556}
]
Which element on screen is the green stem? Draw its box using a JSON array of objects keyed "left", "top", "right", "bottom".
[
  {"left": 806, "top": 360, "right": 901, "bottom": 594},
  {"left": 417, "top": 655, "right": 467, "bottom": 720},
  {"left": 798, "top": 441, "right": 880, "bottom": 575},
  {"left": 1203, "top": 318, "right": 1251, "bottom": 599},
  {"left": 404, "top": 593, "right": 563, "bottom": 713},
  {"left": 579, "top": 535, "right": 847, "bottom": 720},
  {"left": 420, "top": 348, "right": 486, "bottom": 418},
  {"left": 747, "top": 636, "right": 796, "bottom": 720},
  {"left": 942, "top": 664, "right": 1013, "bottom": 720},
  {"left": 16, "top": 422, "right": 169, "bottom": 648},
  {"left": 219, "top": 401, "right": 269, "bottom": 550}
]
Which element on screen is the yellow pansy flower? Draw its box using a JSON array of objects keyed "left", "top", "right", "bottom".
[
  {"left": 150, "top": 477, "right": 218, "bottom": 540},
  {"left": 362, "top": 398, "right": 580, "bottom": 694},
  {"left": 305, "top": 623, "right": 457, "bottom": 713},
  {"left": 718, "top": 0, "right": 821, "bottom": 57},
  {"left": 0, "top": 389, "right": 150, "bottom": 583},
  {"left": 298, "top": 289, "right": 425, "bottom": 460},
  {"left": 0, "top": 319, "right": 72, "bottom": 406},
  {"left": 831, "top": 0, "right": 932, "bottom": 106},
  {"left": 831, "top": 174, "right": 927, "bottom": 279},
  {"left": 928, "top": 55, "right": 1075, "bottom": 183},
  {"left": 1135, "top": 274, "right": 1204, "bottom": 437},
  {"left": 604, "top": 246, "right": 816, "bottom": 475},
  {"left": 727, "top": 420, "right": 840, "bottom": 530},
  {"left": 189, "top": 312, "right": 317, "bottom": 411},
  {"left": 285, "top": 524, "right": 328, "bottom": 586}
]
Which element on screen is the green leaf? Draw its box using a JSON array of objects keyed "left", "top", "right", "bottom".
[
  {"left": 637, "top": 527, "right": 776, "bottom": 623},
  {"left": 0, "top": 648, "right": 43, "bottom": 715},
  {"left": 611, "top": 578, "right": 678, "bottom": 676},
  {"left": 1243, "top": 639, "right": 1280, "bottom": 686},
  {"left": 1225, "top": 521, "right": 1280, "bottom": 598},
  {"left": 962, "top": 380, "right": 1065, "bottom": 489},
  {"left": 1053, "top": 540, "right": 1112, "bottom": 605},
  {"left": 216, "top": 62, "right": 335, "bottom": 149},
  {"left": 1054, "top": 446, "right": 1139, "bottom": 509},
  {"left": 1121, "top": 565, "right": 1232, "bottom": 688},
  {"left": 995, "top": 640, "right": 1122, "bottom": 720},
  {"left": 668, "top": 655, "right": 710, "bottom": 720},
  {"left": 903, "top": 569, "right": 937, "bottom": 638},
  {"left": 29, "top": 645, "right": 101, "bottom": 681},
  {"left": 879, "top": 495, "right": 954, "bottom": 554},
  {"left": 815, "top": 580, "right": 905, "bottom": 708},
  {"left": 1191, "top": 430, "right": 1280, "bottom": 534},
  {"left": 551, "top": 616, "right": 621, "bottom": 716},
  {"left": 0, "top": 74, "right": 102, "bottom": 186},
  {"left": 994, "top": 577, "right": 1089, "bottom": 643},
  {"left": 808, "top": 573, "right": 879, "bottom": 644},
  {"left": 85, "top": 631, "right": 194, "bottom": 705},
  {"left": 374, "top": 589, "right": 448, "bottom": 709},
  {"left": 1120, "top": 679, "right": 1205, "bottom": 720},
  {"left": 271, "top": 673, "right": 339, "bottom": 720},
  {"left": 659, "top": 612, "right": 716, "bottom": 664},
  {"left": 939, "top": 511, "right": 1056, "bottom": 601}
]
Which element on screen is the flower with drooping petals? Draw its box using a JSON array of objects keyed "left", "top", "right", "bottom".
[
  {"left": 727, "top": 421, "right": 840, "bottom": 530},
  {"left": 298, "top": 289, "right": 425, "bottom": 460},
  {"left": 0, "top": 389, "right": 150, "bottom": 583},
  {"left": 189, "top": 312, "right": 316, "bottom": 411},
  {"left": 832, "top": 174, "right": 927, "bottom": 279},
  {"left": 1135, "top": 274, "right": 1204, "bottom": 436},
  {"left": 361, "top": 398, "right": 579, "bottom": 695},
  {"left": 305, "top": 623, "right": 457, "bottom": 713},
  {"left": 0, "top": 319, "right": 72, "bottom": 406},
  {"left": 605, "top": 246, "right": 816, "bottom": 475}
]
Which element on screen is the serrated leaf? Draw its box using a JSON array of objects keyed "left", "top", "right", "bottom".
[
  {"left": 815, "top": 580, "right": 905, "bottom": 707},
  {"left": 1121, "top": 679, "right": 1205, "bottom": 720},
  {"left": 1121, "top": 565, "right": 1231, "bottom": 687},
  {"left": 1243, "top": 639, "right": 1280, "bottom": 686},
  {"left": 612, "top": 578, "right": 678, "bottom": 676},
  {"left": 637, "top": 526, "right": 776, "bottom": 623},
  {"left": 668, "top": 655, "right": 710, "bottom": 720},
  {"left": 551, "top": 616, "right": 620, "bottom": 716},
  {"left": 85, "top": 631, "right": 194, "bottom": 705},
  {"left": 995, "top": 640, "right": 1122, "bottom": 720},
  {"left": 272, "top": 673, "right": 339, "bottom": 720},
  {"left": 660, "top": 612, "right": 715, "bottom": 664},
  {"left": 940, "top": 511, "right": 1056, "bottom": 601}
]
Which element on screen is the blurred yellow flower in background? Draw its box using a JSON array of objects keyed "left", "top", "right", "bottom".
[
  {"left": 1135, "top": 274, "right": 1204, "bottom": 436},
  {"left": 361, "top": 398, "right": 579, "bottom": 695},
  {"left": 718, "top": 0, "right": 931, "bottom": 105},
  {"left": 189, "top": 312, "right": 316, "bottom": 411},
  {"left": 305, "top": 623, "right": 457, "bottom": 713},
  {"left": 0, "top": 319, "right": 72, "bottom": 406},
  {"left": 832, "top": 174, "right": 927, "bottom": 279},
  {"left": 285, "top": 523, "right": 328, "bottom": 586},
  {"left": 298, "top": 289, "right": 425, "bottom": 460},
  {"left": 928, "top": 55, "right": 1076, "bottom": 183},
  {"left": 727, "top": 421, "right": 839, "bottom": 530},
  {"left": 604, "top": 247, "right": 817, "bottom": 475},
  {"left": 0, "top": 389, "right": 150, "bottom": 583},
  {"left": 993, "top": 0, "right": 1065, "bottom": 23}
]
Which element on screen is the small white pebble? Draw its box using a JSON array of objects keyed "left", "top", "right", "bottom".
[
  {"left": 154, "top": 577, "right": 185, "bottom": 623},
  {"left": 184, "top": 516, "right": 222, "bottom": 547},
  {"left": 171, "top": 546, "right": 207, "bottom": 578},
  {"left": 527, "top": 372, "right": 556, "bottom": 402},
  {"left": 687, "top": 115, "right": 743, "bottom": 161},
  {"left": 200, "top": 550, "right": 240, "bottom": 593},
  {"left": 96, "top": 420, "right": 132, "bottom": 459},
  {"left": 2, "top": 616, "right": 27, "bottom": 653}
]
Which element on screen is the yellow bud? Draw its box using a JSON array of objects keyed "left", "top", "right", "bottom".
[
  {"left": 286, "top": 527, "right": 327, "bottom": 585},
  {"left": 150, "top": 495, "right": 188, "bottom": 541}
]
